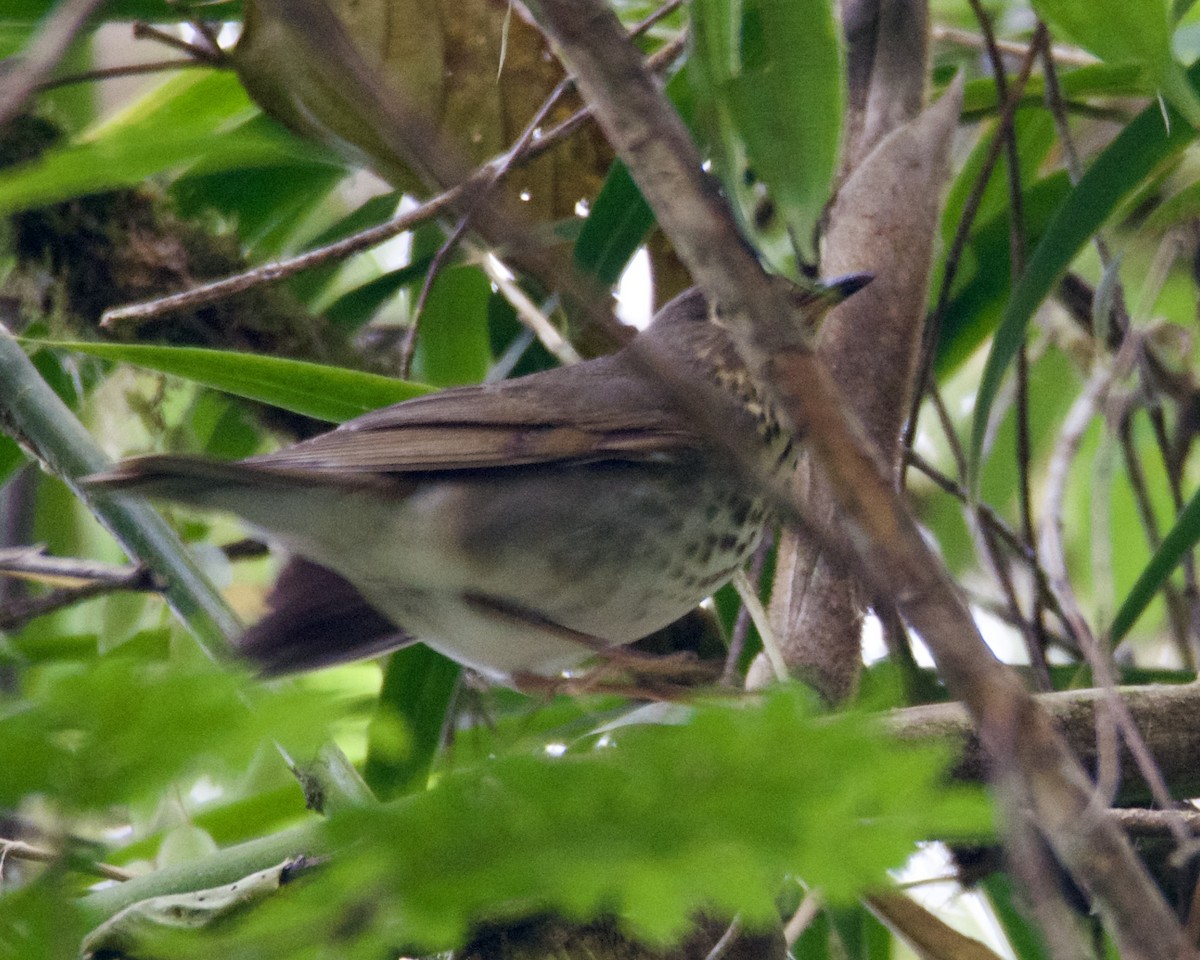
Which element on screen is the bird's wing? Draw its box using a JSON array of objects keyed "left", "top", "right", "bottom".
[{"left": 247, "top": 362, "right": 703, "bottom": 475}]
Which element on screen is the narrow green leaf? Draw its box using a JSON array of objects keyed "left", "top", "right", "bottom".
[
  {"left": 1033, "top": 0, "right": 1200, "bottom": 126},
  {"left": 1110, "top": 481, "right": 1200, "bottom": 641},
  {"left": 1032, "top": 0, "right": 1171, "bottom": 68},
  {"left": 30, "top": 340, "right": 431, "bottom": 423},
  {"left": 573, "top": 69, "right": 695, "bottom": 287},
  {"left": 410, "top": 265, "right": 493, "bottom": 388},
  {"left": 936, "top": 172, "right": 1072, "bottom": 378},
  {"left": 363, "top": 647, "right": 461, "bottom": 800},
  {"left": 323, "top": 255, "right": 438, "bottom": 329},
  {"left": 284, "top": 190, "right": 404, "bottom": 304},
  {"left": 968, "top": 62, "right": 1200, "bottom": 480},
  {"left": 728, "top": 0, "right": 842, "bottom": 263},
  {"left": 2, "top": 0, "right": 240, "bottom": 17},
  {"left": 959, "top": 63, "right": 1148, "bottom": 117},
  {"left": 982, "top": 874, "right": 1054, "bottom": 960},
  {"left": 574, "top": 160, "right": 655, "bottom": 285},
  {"left": 690, "top": 0, "right": 842, "bottom": 269}
]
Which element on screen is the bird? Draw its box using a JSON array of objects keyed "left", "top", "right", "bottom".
[{"left": 85, "top": 277, "right": 869, "bottom": 684}]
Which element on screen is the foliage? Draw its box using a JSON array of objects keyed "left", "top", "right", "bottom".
[
  {"left": 3, "top": 0, "right": 1200, "bottom": 957},
  {"left": 120, "top": 689, "right": 989, "bottom": 957}
]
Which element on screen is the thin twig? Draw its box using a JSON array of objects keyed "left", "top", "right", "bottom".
[
  {"left": 131, "top": 20, "right": 224, "bottom": 65},
  {"left": 1043, "top": 24, "right": 1200, "bottom": 661},
  {"left": 630, "top": 0, "right": 684, "bottom": 36},
  {"left": 101, "top": 189, "right": 464, "bottom": 329},
  {"left": 905, "top": 449, "right": 1078, "bottom": 650},
  {"left": 36, "top": 58, "right": 208, "bottom": 92},
  {"left": 721, "top": 531, "right": 772, "bottom": 686},
  {"left": 1117, "top": 411, "right": 1193, "bottom": 665},
  {"left": 1039, "top": 25, "right": 1127, "bottom": 338},
  {"left": 701, "top": 916, "right": 743, "bottom": 960},
  {"left": 932, "top": 25, "right": 1097, "bottom": 67},
  {"left": 784, "top": 890, "right": 822, "bottom": 947},
  {"left": 732, "top": 569, "right": 787, "bottom": 682},
  {"left": 995, "top": 782, "right": 1094, "bottom": 960},
  {"left": 900, "top": 30, "right": 1045, "bottom": 485},
  {"left": 873, "top": 596, "right": 932, "bottom": 703},
  {"left": 478, "top": 252, "right": 582, "bottom": 365},
  {"left": 399, "top": 215, "right": 472, "bottom": 379},
  {"left": 1113, "top": 807, "right": 1200, "bottom": 836},
  {"left": 0, "top": 0, "right": 109, "bottom": 127},
  {"left": 0, "top": 547, "right": 163, "bottom": 630},
  {"left": 1040, "top": 341, "right": 1195, "bottom": 851},
  {"left": 0, "top": 837, "right": 136, "bottom": 883},
  {"left": 100, "top": 32, "right": 687, "bottom": 334},
  {"left": 399, "top": 72, "right": 580, "bottom": 376},
  {"left": 928, "top": 384, "right": 969, "bottom": 481},
  {"left": 927, "top": 375, "right": 1068, "bottom": 665},
  {"left": 0, "top": 545, "right": 157, "bottom": 586},
  {"left": 971, "top": 8, "right": 1052, "bottom": 684}
]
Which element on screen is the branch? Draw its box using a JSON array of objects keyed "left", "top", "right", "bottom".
[
  {"left": 0, "top": 0, "right": 108, "bottom": 127},
  {"left": 889, "top": 682, "right": 1200, "bottom": 805},
  {"left": 0, "top": 329, "right": 373, "bottom": 817},
  {"left": 0, "top": 837, "right": 135, "bottom": 883},
  {"left": 520, "top": 1, "right": 1188, "bottom": 956}
]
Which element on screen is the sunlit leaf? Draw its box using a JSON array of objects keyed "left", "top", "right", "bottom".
[
  {"left": 153, "top": 688, "right": 989, "bottom": 957},
  {"left": 0, "top": 655, "right": 330, "bottom": 810},
  {"left": 0, "top": 72, "right": 338, "bottom": 218}
]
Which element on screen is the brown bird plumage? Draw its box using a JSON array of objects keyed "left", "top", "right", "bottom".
[{"left": 86, "top": 278, "right": 868, "bottom": 681}]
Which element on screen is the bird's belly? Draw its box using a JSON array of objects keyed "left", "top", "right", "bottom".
[{"left": 267, "top": 462, "right": 767, "bottom": 679}]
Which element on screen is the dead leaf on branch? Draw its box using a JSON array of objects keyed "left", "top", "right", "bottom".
[{"left": 233, "top": 0, "right": 612, "bottom": 222}]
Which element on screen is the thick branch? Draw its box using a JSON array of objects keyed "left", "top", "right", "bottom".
[
  {"left": 891, "top": 683, "right": 1200, "bottom": 805},
  {"left": 521, "top": 1, "right": 1189, "bottom": 956}
]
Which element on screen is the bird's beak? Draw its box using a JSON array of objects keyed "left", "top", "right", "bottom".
[
  {"left": 782, "top": 271, "right": 873, "bottom": 330},
  {"left": 818, "top": 272, "right": 874, "bottom": 304}
]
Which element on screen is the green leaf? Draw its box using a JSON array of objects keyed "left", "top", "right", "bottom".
[
  {"left": 690, "top": 0, "right": 843, "bottom": 267},
  {"left": 0, "top": 71, "right": 339, "bottom": 218},
  {"left": 1, "top": 1, "right": 240, "bottom": 17},
  {"left": 164, "top": 688, "right": 990, "bottom": 956},
  {"left": 29, "top": 340, "right": 432, "bottom": 423},
  {"left": 410, "top": 264, "right": 493, "bottom": 387},
  {"left": 573, "top": 68, "right": 694, "bottom": 286},
  {"left": 284, "top": 190, "right": 404, "bottom": 305},
  {"left": 1143, "top": 175, "right": 1200, "bottom": 230},
  {"left": 0, "top": 655, "right": 329, "bottom": 811},
  {"left": 936, "top": 172, "right": 1072, "bottom": 379},
  {"left": 959, "top": 63, "right": 1148, "bottom": 118},
  {"left": 1111, "top": 480, "right": 1200, "bottom": 641},
  {"left": 173, "top": 163, "right": 347, "bottom": 257},
  {"left": 982, "top": 874, "right": 1054, "bottom": 960},
  {"left": 323, "top": 256, "right": 437, "bottom": 329},
  {"left": 574, "top": 160, "right": 655, "bottom": 286},
  {"left": 0, "top": 874, "right": 88, "bottom": 960},
  {"left": 1033, "top": 0, "right": 1171, "bottom": 68},
  {"left": 363, "top": 646, "right": 461, "bottom": 800},
  {"left": 1033, "top": 0, "right": 1200, "bottom": 126},
  {"left": 968, "top": 61, "right": 1200, "bottom": 480}
]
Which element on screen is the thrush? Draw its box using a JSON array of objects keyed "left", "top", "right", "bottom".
[{"left": 86, "top": 278, "right": 868, "bottom": 683}]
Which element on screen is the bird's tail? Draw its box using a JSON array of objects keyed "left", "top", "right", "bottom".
[{"left": 83, "top": 455, "right": 320, "bottom": 509}]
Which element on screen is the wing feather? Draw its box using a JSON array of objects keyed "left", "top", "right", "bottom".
[{"left": 248, "top": 356, "right": 703, "bottom": 475}]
